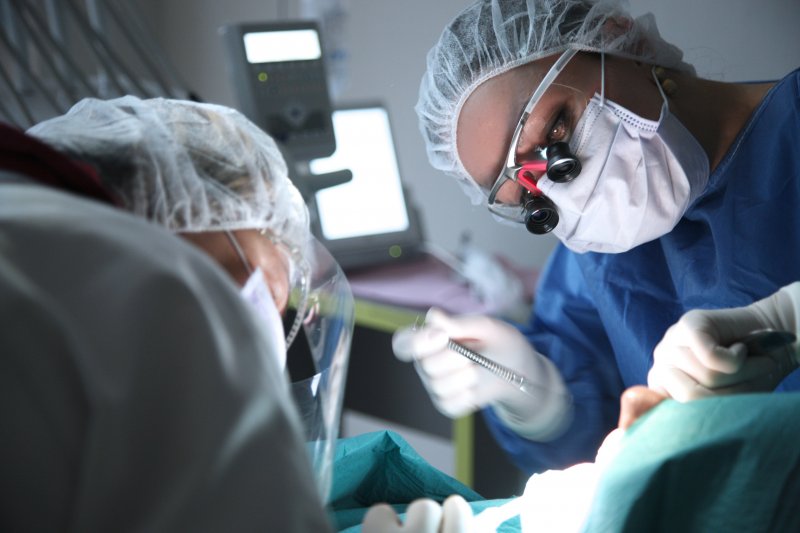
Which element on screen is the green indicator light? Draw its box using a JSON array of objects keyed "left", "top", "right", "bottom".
[
  {"left": 257, "top": 72, "right": 268, "bottom": 82},
  {"left": 389, "top": 245, "right": 402, "bottom": 258}
]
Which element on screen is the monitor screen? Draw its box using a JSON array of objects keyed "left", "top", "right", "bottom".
[
  {"left": 307, "top": 104, "right": 424, "bottom": 269},
  {"left": 243, "top": 29, "right": 322, "bottom": 63},
  {"left": 310, "top": 106, "right": 410, "bottom": 240}
]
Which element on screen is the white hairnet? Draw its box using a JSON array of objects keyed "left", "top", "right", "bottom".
[
  {"left": 416, "top": 0, "right": 695, "bottom": 204},
  {"left": 27, "top": 96, "right": 310, "bottom": 253}
]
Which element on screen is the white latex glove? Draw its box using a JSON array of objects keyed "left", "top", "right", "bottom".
[
  {"left": 361, "top": 496, "right": 474, "bottom": 533},
  {"left": 393, "top": 308, "right": 572, "bottom": 441},
  {"left": 649, "top": 282, "right": 800, "bottom": 401}
]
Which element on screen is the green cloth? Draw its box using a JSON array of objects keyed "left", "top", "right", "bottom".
[
  {"left": 328, "top": 430, "right": 520, "bottom": 532},
  {"left": 584, "top": 392, "right": 800, "bottom": 533}
]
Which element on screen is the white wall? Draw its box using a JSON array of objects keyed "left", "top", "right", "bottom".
[{"left": 142, "top": 0, "right": 800, "bottom": 270}]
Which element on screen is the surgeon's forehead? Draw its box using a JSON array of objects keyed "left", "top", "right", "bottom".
[
  {"left": 455, "top": 56, "right": 560, "bottom": 189},
  {"left": 455, "top": 68, "right": 529, "bottom": 188}
]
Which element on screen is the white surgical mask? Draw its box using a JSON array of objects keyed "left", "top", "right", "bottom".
[
  {"left": 240, "top": 267, "right": 287, "bottom": 370},
  {"left": 538, "top": 82, "right": 710, "bottom": 254}
]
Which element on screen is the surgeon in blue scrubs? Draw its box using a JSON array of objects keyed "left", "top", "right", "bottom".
[{"left": 395, "top": 0, "right": 800, "bottom": 475}]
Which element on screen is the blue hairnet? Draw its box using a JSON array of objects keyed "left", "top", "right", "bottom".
[
  {"left": 27, "top": 96, "right": 310, "bottom": 254},
  {"left": 416, "top": 0, "right": 694, "bottom": 204}
]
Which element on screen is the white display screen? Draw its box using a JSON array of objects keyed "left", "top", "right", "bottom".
[
  {"left": 243, "top": 29, "right": 321, "bottom": 63},
  {"left": 310, "top": 107, "right": 411, "bottom": 241}
]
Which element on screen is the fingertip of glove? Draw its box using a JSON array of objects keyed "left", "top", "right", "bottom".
[
  {"left": 442, "top": 494, "right": 471, "bottom": 513},
  {"left": 405, "top": 498, "right": 443, "bottom": 529},
  {"left": 442, "top": 495, "right": 473, "bottom": 531},
  {"left": 392, "top": 327, "right": 418, "bottom": 362},
  {"left": 392, "top": 325, "right": 449, "bottom": 362},
  {"left": 426, "top": 307, "right": 451, "bottom": 325},
  {"left": 362, "top": 503, "right": 400, "bottom": 529}
]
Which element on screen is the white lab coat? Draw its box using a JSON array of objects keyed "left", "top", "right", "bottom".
[{"left": 0, "top": 175, "right": 333, "bottom": 532}]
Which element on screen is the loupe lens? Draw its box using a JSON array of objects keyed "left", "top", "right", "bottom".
[
  {"left": 524, "top": 195, "right": 559, "bottom": 234},
  {"left": 546, "top": 141, "right": 581, "bottom": 183}
]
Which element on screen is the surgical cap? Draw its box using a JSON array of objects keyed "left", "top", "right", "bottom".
[
  {"left": 416, "top": 0, "right": 694, "bottom": 204},
  {"left": 27, "top": 96, "right": 310, "bottom": 253}
]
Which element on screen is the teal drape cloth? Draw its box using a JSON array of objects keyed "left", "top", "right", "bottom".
[
  {"left": 584, "top": 392, "right": 800, "bottom": 533},
  {"left": 328, "top": 430, "right": 520, "bottom": 532}
]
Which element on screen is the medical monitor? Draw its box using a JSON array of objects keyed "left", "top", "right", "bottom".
[
  {"left": 307, "top": 103, "right": 425, "bottom": 270},
  {"left": 220, "top": 21, "right": 336, "bottom": 160}
]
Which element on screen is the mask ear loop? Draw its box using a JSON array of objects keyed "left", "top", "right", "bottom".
[
  {"left": 651, "top": 65, "right": 671, "bottom": 111},
  {"left": 225, "top": 230, "right": 254, "bottom": 275},
  {"left": 599, "top": 50, "right": 606, "bottom": 108}
]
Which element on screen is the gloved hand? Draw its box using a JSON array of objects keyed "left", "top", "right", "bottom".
[
  {"left": 393, "top": 308, "right": 572, "bottom": 441},
  {"left": 648, "top": 282, "right": 800, "bottom": 401},
  {"left": 361, "top": 496, "right": 473, "bottom": 533}
]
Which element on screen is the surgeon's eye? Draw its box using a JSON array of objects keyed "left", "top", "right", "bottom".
[{"left": 546, "top": 109, "right": 569, "bottom": 144}]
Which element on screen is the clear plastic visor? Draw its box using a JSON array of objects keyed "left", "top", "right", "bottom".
[
  {"left": 227, "top": 229, "right": 354, "bottom": 503},
  {"left": 283, "top": 237, "right": 354, "bottom": 503}
]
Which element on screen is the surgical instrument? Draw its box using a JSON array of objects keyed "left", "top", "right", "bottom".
[
  {"left": 740, "top": 328, "right": 796, "bottom": 354},
  {"left": 740, "top": 328, "right": 797, "bottom": 376},
  {"left": 447, "top": 339, "right": 544, "bottom": 398}
]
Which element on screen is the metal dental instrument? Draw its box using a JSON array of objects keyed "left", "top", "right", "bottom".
[
  {"left": 406, "top": 315, "right": 545, "bottom": 398},
  {"left": 447, "top": 339, "right": 543, "bottom": 397},
  {"left": 740, "top": 328, "right": 796, "bottom": 354},
  {"left": 739, "top": 328, "right": 797, "bottom": 375}
]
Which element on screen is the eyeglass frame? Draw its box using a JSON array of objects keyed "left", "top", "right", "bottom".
[{"left": 486, "top": 47, "right": 581, "bottom": 208}]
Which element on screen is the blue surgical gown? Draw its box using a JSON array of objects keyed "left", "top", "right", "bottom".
[{"left": 484, "top": 67, "right": 800, "bottom": 474}]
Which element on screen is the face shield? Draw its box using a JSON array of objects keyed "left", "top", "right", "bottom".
[
  {"left": 227, "top": 230, "right": 354, "bottom": 503},
  {"left": 284, "top": 237, "right": 354, "bottom": 503}
]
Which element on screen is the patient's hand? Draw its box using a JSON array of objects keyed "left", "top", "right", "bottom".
[
  {"left": 594, "top": 387, "right": 668, "bottom": 467},
  {"left": 618, "top": 386, "right": 668, "bottom": 430}
]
